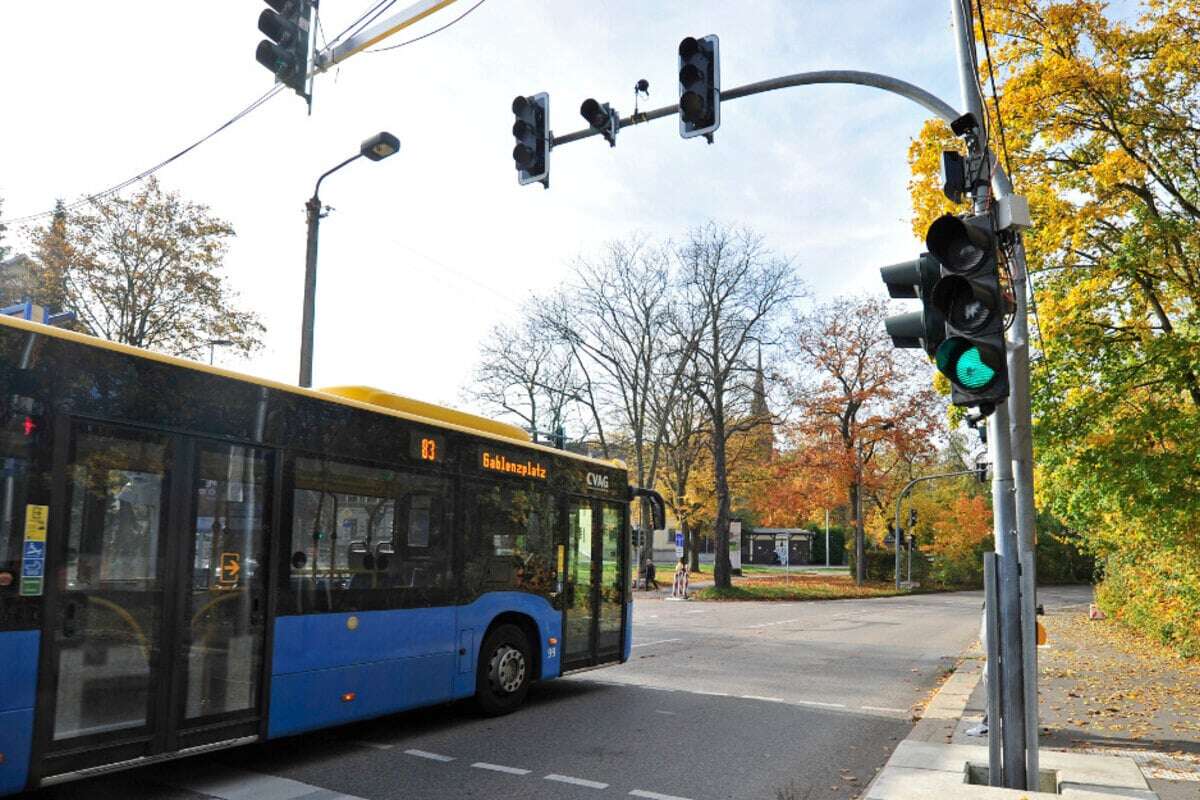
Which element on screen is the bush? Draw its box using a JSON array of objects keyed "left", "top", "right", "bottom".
[
  {"left": 1096, "top": 547, "right": 1200, "bottom": 659},
  {"left": 809, "top": 526, "right": 846, "bottom": 566}
]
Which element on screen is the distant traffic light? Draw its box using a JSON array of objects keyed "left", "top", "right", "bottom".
[
  {"left": 579, "top": 98, "right": 619, "bottom": 146},
  {"left": 880, "top": 253, "right": 944, "bottom": 356},
  {"left": 677, "top": 35, "right": 720, "bottom": 141},
  {"left": 512, "top": 93, "right": 550, "bottom": 187},
  {"left": 926, "top": 214, "right": 1010, "bottom": 408},
  {"left": 256, "top": 0, "right": 312, "bottom": 98}
]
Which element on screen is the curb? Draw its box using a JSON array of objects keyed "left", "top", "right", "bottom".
[{"left": 862, "top": 640, "right": 1158, "bottom": 800}]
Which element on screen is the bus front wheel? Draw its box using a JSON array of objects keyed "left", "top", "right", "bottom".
[{"left": 475, "top": 623, "right": 532, "bottom": 715}]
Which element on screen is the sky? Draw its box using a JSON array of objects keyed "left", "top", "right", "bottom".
[{"left": 0, "top": 0, "right": 974, "bottom": 415}]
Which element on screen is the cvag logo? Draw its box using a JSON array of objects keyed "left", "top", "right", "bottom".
[{"left": 586, "top": 472, "right": 610, "bottom": 490}]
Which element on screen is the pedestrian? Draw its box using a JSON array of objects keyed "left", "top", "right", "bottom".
[
  {"left": 672, "top": 557, "right": 689, "bottom": 599},
  {"left": 643, "top": 560, "right": 660, "bottom": 591},
  {"left": 966, "top": 603, "right": 989, "bottom": 736}
]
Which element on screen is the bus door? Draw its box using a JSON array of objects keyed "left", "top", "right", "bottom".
[
  {"left": 39, "top": 423, "right": 270, "bottom": 778},
  {"left": 561, "top": 499, "right": 627, "bottom": 670}
]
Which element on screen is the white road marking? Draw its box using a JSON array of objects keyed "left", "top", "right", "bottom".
[
  {"left": 355, "top": 740, "right": 394, "bottom": 750},
  {"left": 630, "top": 790, "right": 695, "bottom": 800},
  {"left": 795, "top": 699, "right": 846, "bottom": 708},
  {"left": 693, "top": 690, "right": 731, "bottom": 697},
  {"left": 654, "top": 709, "right": 678, "bottom": 715},
  {"left": 860, "top": 705, "right": 909, "bottom": 714},
  {"left": 405, "top": 749, "right": 455, "bottom": 762},
  {"left": 471, "top": 762, "right": 531, "bottom": 775},
  {"left": 741, "top": 694, "right": 786, "bottom": 703},
  {"left": 685, "top": 609, "right": 706, "bottom": 614},
  {"left": 545, "top": 774, "right": 610, "bottom": 789},
  {"left": 631, "top": 638, "right": 682, "bottom": 648}
]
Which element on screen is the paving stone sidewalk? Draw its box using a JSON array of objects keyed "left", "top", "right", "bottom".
[{"left": 951, "top": 586, "right": 1200, "bottom": 799}]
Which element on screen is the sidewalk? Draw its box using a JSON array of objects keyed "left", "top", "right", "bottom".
[
  {"left": 951, "top": 586, "right": 1200, "bottom": 799},
  {"left": 866, "top": 584, "right": 1200, "bottom": 799}
]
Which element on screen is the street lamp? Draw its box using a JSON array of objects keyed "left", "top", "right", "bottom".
[
  {"left": 299, "top": 131, "right": 400, "bottom": 388},
  {"left": 207, "top": 338, "right": 234, "bottom": 365}
]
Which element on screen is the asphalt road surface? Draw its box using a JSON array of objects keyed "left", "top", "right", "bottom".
[{"left": 29, "top": 590, "right": 984, "bottom": 800}]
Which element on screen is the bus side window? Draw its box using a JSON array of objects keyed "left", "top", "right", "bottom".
[{"left": 288, "top": 457, "right": 451, "bottom": 610}]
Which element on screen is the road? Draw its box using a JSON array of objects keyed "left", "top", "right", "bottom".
[{"left": 30, "top": 591, "right": 984, "bottom": 800}]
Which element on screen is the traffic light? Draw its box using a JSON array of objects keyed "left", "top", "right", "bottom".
[
  {"left": 926, "top": 214, "right": 1010, "bottom": 407},
  {"left": 256, "top": 0, "right": 312, "bottom": 98},
  {"left": 512, "top": 93, "right": 550, "bottom": 187},
  {"left": 579, "top": 98, "right": 619, "bottom": 146},
  {"left": 880, "top": 253, "right": 944, "bottom": 356},
  {"left": 678, "top": 35, "right": 720, "bottom": 141}
]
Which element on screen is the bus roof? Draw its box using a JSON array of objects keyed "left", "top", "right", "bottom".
[{"left": 0, "top": 314, "right": 625, "bottom": 472}]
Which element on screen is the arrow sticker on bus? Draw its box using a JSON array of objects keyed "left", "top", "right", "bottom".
[{"left": 219, "top": 552, "right": 241, "bottom": 587}]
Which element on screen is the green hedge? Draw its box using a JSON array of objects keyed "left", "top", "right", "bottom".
[{"left": 809, "top": 527, "right": 846, "bottom": 566}]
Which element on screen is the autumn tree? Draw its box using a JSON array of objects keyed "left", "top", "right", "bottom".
[
  {"left": 787, "top": 296, "right": 942, "bottom": 585},
  {"left": 676, "top": 223, "right": 803, "bottom": 589},
  {"left": 29, "top": 200, "right": 71, "bottom": 311},
  {"left": 27, "top": 178, "right": 263, "bottom": 357},
  {"left": 0, "top": 195, "right": 9, "bottom": 262},
  {"left": 909, "top": 0, "right": 1200, "bottom": 653}
]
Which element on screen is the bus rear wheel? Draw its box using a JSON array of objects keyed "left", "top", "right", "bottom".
[{"left": 475, "top": 623, "right": 532, "bottom": 715}]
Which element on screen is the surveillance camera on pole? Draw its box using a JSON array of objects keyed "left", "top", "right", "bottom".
[
  {"left": 512, "top": 93, "right": 550, "bottom": 187},
  {"left": 579, "top": 98, "right": 619, "bottom": 146},
  {"left": 678, "top": 35, "right": 720, "bottom": 142}
]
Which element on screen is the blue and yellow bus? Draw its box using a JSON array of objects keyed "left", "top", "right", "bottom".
[{"left": 0, "top": 314, "right": 662, "bottom": 794}]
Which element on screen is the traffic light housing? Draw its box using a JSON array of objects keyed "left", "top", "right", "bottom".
[
  {"left": 926, "top": 214, "right": 1010, "bottom": 407},
  {"left": 678, "top": 35, "right": 720, "bottom": 141},
  {"left": 880, "top": 253, "right": 944, "bottom": 356},
  {"left": 512, "top": 93, "right": 550, "bottom": 187},
  {"left": 580, "top": 98, "right": 619, "bottom": 147},
  {"left": 256, "top": 0, "right": 312, "bottom": 98}
]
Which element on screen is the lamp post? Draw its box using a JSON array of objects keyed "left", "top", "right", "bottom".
[
  {"left": 207, "top": 338, "right": 234, "bottom": 365},
  {"left": 298, "top": 131, "right": 400, "bottom": 388}
]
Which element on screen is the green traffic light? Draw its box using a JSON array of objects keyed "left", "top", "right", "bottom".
[
  {"left": 955, "top": 346, "right": 996, "bottom": 389},
  {"left": 935, "top": 338, "right": 999, "bottom": 391}
]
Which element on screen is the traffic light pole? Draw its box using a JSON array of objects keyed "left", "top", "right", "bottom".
[
  {"left": 950, "top": 0, "right": 1036, "bottom": 787},
  {"left": 549, "top": 69, "right": 959, "bottom": 148},
  {"left": 891, "top": 468, "right": 977, "bottom": 590}
]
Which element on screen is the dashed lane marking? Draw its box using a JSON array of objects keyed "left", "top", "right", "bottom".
[
  {"left": 654, "top": 709, "right": 678, "bottom": 715},
  {"left": 860, "top": 705, "right": 909, "bottom": 714},
  {"left": 631, "top": 638, "right": 682, "bottom": 648},
  {"left": 404, "top": 749, "right": 454, "bottom": 762},
  {"left": 545, "top": 774, "right": 610, "bottom": 789},
  {"left": 741, "top": 694, "right": 786, "bottom": 703},
  {"left": 471, "top": 762, "right": 531, "bottom": 775},
  {"left": 630, "top": 790, "right": 695, "bottom": 800},
  {"left": 795, "top": 699, "right": 846, "bottom": 709}
]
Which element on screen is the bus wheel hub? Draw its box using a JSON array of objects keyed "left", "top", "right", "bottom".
[{"left": 491, "top": 645, "right": 526, "bottom": 694}]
